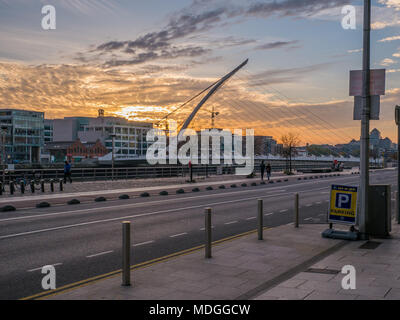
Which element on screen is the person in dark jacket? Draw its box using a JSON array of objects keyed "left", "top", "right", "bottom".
[
  {"left": 266, "top": 163, "right": 272, "bottom": 181},
  {"left": 64, "top": 161, "right": 72, "bottom": 183},
  {"left": 260, "top": 160, "right": 266, "bottom": 181}
]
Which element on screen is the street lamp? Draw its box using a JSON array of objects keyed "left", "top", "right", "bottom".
[
  {"left": 395, "top": 105, "right": 400, "bottom": 223},
  {"left": 110, "top": 133, "right": 116, "bottom": 181},
  {"left": 0, "top": 126, "right": 8, "bottom": 184}
]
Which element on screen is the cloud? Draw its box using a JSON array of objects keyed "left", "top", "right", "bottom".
[
  {"left": 255, "top": 40, "right": 300, "bottom": 51},
  {"left": 87, "top": 0, "right": 348, "bottom": 67},
  {"left": 380, "top": 58, "right": 397, "bottom": 66},
  {"left": 378, "top": 35, "right": 400, "bottom": 42}
]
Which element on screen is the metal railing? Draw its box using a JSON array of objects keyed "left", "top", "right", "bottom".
[{"left": 0, "top": 159, "right": 359, "bottom": 184}]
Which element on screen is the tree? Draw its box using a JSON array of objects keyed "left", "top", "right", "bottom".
[{"left": 280, "top": 132, "right": 301, "bottom": 174}]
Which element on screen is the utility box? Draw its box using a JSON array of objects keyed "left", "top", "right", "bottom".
[{"left": 366, "top": 184, "right": 391, "bottom": 237}]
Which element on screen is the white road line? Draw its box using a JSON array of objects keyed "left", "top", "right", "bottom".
[
  {"left": 304, "top": 218, "right": 312, "bottom": 221},
  {"left": 169, "top": 233, "right": 188, "bottom": 238},
  {"left": 27, "top": 263, "right": 62, "bottom": 272},
  {"left": 265, "top": 213, "right": 274, "bottom": 216},
  {"left": 315, "top": 202, "right": 322, "bottom": 204},
  {"left": 225, "top": 221, "right": 238, "bottom": 225},
  {"left": 133, "top": 240, "right": 155, "bottom": 247},
  {"left": 0, "top": 189, "right": 291, "bottom": 223},
  {"left": 246, "top": 217, "right": 256, "bottom": 220},
  {"left": 306, "top": 204, "right": 312, "bottom": 207},
  {"left": 280, "top": 209, "right": 288, "bottom": 213},
  {"left": 86, "top": 250, "right": 113, "bottom": 258},
  {"left": 199, "top": 226, "right": 215, "bottom": 231}
]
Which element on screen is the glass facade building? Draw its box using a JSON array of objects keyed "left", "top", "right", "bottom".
[{"left": 0, "top": 109, "right": 44, "bottom": 163}]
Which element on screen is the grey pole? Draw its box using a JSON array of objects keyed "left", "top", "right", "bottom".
[
  {"left": 294, "top": 193, "right": 299, "bottom": 228},
  {"left": 205, "top": 208, "right": 212, "bottom": 259},
  {"left": 257, "top": 199, "right": 263, "bottom": 240},
  {"left": 359, "top": 0, "right": 371, "bottom": 238},
  {"left": 396, "top": 106, "right": 400, "bottom": 224},
  {"left": 122, "top": 221, "right": 131, "bottom": 286},
  {"left": 111, "top": 134, "right": 115, "bottom": 181}
]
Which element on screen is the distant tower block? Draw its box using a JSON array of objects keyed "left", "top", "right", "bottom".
[{"left": 98, "top": 109, "right": 105, "bottom": 118}]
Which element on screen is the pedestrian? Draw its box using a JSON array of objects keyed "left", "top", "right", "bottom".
[
  {"left": 64, "top": 161, "right": 72, "bottom": 183},
  {"left": 266, "top": 163, "right": 272, "bottom": 181},
  {"left": 260, "top": 160, "right": 265, "bottom": 181}
]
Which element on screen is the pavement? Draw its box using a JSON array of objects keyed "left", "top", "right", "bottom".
[
  {"left": 255, "top": 221, "right": 400, "bottom": 300},
  {"left": 41, "top": 220, "right": 400, "bottom": 301},
  {"left": 1, "top": 168, "right": 396, "bottom": 300},
  {"left": 42, "top": 223, "right": 349, "bottom": 300}
]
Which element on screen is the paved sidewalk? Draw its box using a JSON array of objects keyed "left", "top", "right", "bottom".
[
  {"left": 42, "top": 223, "right": 348, "bottom": 300},
  {"left": 255, "top": 222, "right": 400, "bottom": 300}
]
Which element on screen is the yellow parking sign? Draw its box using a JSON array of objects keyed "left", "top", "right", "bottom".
[{"left": 329, "top": 185, "right": 358, "bottom": 225}]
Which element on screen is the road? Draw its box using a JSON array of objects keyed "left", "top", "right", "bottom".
[{"left": 0, "top": 169, "right": 396, "bottom": 300}]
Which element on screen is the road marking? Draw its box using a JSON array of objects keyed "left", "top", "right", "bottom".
[
  {"left": 225, "top": 221, "right": 238, "bottom": 225},
  {"left": 280, "top": 209, "right": 288, "bottom": 213},
  {"left": 86, "top": 250, "right": 113, "bottom": 258},
  {"left": 246, "top": 217, "right": 256, "bottom": 220},
  {"left": 265, "top": 213, "right": 274, "bottom": 216},
  {"left": 304, "top": 218, "right": 312, "bottom": 221},
  {"left": 306, "top": 204, "right": 312, "bottom": 207},
  {"left": 27, "top": 263, "right": 62, "bottom": 272},
  {"left": 200, "top": 226, "right": 215, "bottom": 231},
  {"left": 0, "top": 174, "right": 360, "bottom": 222},
  {"left": 0, "top": 188, "right": 290, "bottom": 223},
  {"left": 133, "top": 240, "right": 155, "bottom": 247},
  {"left": 169, "top": 233, "right": 188, "bottom": 238},
  {"left": 315, "top": 202, "right": 322, "bottom": 204}
]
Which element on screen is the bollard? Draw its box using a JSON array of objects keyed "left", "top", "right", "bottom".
[
  {"left": 122, "top": 221, "right": 131, "bottom": 286},
  {"left": 10, "top": 181, "right": 14, "bottom": 195},
  {"left": 205, "top": 208, "right": 212, "bottom": 259},
  {"left": 258, "top": 199, "right": 263, "bottom": 240},
  {"left": 0, "top": 182, "right": 2, "bottom": 196},
  {"left": 59, "top": 179, "right": 63, "bottom": 192},
  {"left": 50, "top": 179, "right": 54, "bottom": 192},
  {"left": 294, "top": 193, "right": 299, "bottom": 228},
  {"left": 30, "top": 180, "right": 35, "bottom": 193},
  {"left": 20, "top": 181, "right": 25, "bottom": 194},
  {"left": 41, "top": 180, "right": 45, "bottom": 193}
]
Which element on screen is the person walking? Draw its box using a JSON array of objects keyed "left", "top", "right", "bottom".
[
  {"left": 266, "top": 163, "right": 272, "bottom": 181},
  {"left": 63, "top": 161, "right": 72, "bottom": 183},
  {"left": 260, "top": 160, "right": 266, "bottom": 181}
]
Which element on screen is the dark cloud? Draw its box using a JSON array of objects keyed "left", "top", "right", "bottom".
[
  {"left": 85, "top": 0, "right": 348, "bottom": 67},
  {"left": 255, "top": 40, "right": 300, "bottom": 51}
]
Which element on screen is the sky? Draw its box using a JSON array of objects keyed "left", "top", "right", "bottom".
[{"left": 0, "top": 0, "right": 400, "bottom": 145}]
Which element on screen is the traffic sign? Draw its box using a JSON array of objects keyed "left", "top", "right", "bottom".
[
  {"left": 353, "top": 95, "right": 380, "bottom": 120},
  {"left": 349, "top": 69, "right": 386, "bottom": 96},
  {"left": 328, "top": 185, "right": 358, "bottom": 225}
]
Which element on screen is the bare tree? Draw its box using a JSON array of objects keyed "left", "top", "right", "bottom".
[{"left": 281, "top": 133, "right": 301, "bottom": 174}]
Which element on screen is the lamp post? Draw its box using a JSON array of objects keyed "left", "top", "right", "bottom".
[
  {"left": 359, "top": 0, "right": 371, "bottom": 238},
  {"left": 395, "top": 105, "right": 400, "bottom": 223},
  {"left": 0, "top": 126, "right": 8, "bottom": 184},
  {"left": 110, "top": 133, "right": 116, "bottom": 181}
]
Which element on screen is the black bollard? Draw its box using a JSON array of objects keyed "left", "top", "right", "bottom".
[
  {"left": 50, "top": 179, "right": 54, "bottom": 192},
  {"left": 20, "top": 181, "right": 25, "bottom": 194},
  {"left": 59, "top": 179, "right": 63, "bottom": 191},
  {"left": 30, "top": 180, "right": 35, "bottom": 193},
  {"left": 0, "top": 182, "right": 3, "bottom": 196},
  {"left": 41, "top": 180, "right": 45, "bottom": 193},
  {"left": 10, "top": 181, "right": 14, "bottom": 195}
]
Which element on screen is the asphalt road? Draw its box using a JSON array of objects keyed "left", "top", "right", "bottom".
[{"left": 0, "top": 169, "right": 396, "bottom": 300}]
